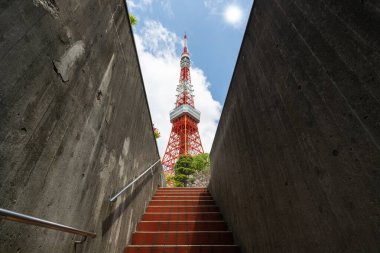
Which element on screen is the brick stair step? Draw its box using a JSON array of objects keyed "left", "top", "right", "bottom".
[
  {"left": 157, "top": 187, "right": 208, "bottom": 192},
  {"left": 156, "top": 189, "right": 209, "bottom": 192},
  {"left": 156, "top": 191, "right": 209, "bottom": 194},
  {"left": 153, "top": 194, "right": 213, "bottom": 199},
  {"left": 158, "top": 187, "right": 207, "bottom": 190},
  {"left": 142, "top": 212, "right": 223, "bottom": 221},
  {"left": 155, "top": 192, "right": 211, "bottom": 197},
  {"left": 146, "top": 205, "right": 219, "bottom": 213},
  {"left": 137, "top": 221, "right": 228, "bottom": 231},
  {"left": 124, "top": 245, "right": 240, "bottom": 253},
  {"left": 132, "top": 231, "right": 234, "bottom": 245},
  {"left": 149, "top": 200, "right": 215, "bottom": 206},
  {"left": 155, "top": 192, "right": 209, "bottom": 194},
  {"left": 152, "top": 196, "right": 213, "bottom": 200},
  {"left": 125, "top": 188, "right": 240, "bottom": 253}
]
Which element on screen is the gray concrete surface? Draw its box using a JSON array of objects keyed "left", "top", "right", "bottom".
[
  {"left": 0, "top": 1, "right": 162, "bottom": 252},
  {"left": 209, "top": 0, "right": 380, "bottom": 252}
]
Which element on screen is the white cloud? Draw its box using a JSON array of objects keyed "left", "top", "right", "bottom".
[
  {"left": 134, "top": 20, "right": 222, "bottom": 156},
  {"left": 127, "top": 0, "right": 174, "bottom": 18},
  {"left": 139, "top": 20, "right": 180, "bottom": 58},
  {"left": 160, "top": 0, "right": 174, "bottom": 18},
  {"left": 223, "top": 4, "right": 243, "bottom": 28},
  {"left": 203, "top": 0, "right": 224, "bottom": 14},
  {"left": 126, "top": 0, "right": 153, "bottom": 10}
]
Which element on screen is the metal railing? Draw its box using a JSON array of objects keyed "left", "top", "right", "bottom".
[
  {"left": 0, "top": 208, "right": 96, "bottom": 241},
  {"left": 0, "top": 159, "right": 161, "bottom": 242},
  {"left": 109, "top": 159, "right": 161, "bottom": 202}
]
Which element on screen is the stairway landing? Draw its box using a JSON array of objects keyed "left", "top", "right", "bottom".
[{"left": 124, "top": 187, "right": 239, "bottom": 253}]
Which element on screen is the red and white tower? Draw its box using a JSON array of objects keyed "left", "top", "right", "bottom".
[{"left": 161, "top": 34, "right": 204, "bottom": 172}]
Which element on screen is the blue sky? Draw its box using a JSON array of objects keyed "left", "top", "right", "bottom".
[
  {"left": 128, "top": 0, "right": 253, "bottom": 103},
  {"left": 127, "top": 0, "right": 253, "bottom": 155}
]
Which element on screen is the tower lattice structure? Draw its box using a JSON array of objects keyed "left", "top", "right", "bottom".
[{"left": 162, "top": 34, "right": 204, "bottom": 172}]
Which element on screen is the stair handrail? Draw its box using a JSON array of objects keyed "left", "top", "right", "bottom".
[
  {"left": 109, "top": 159, "right": 161, "bottom": 202},
  {"left": 0, "top": 208, "right": 96, "bottom": 239}
]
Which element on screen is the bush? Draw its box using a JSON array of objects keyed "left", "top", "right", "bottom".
[{"left": 171, "top": 154, "right": 210, "bottom": 187}]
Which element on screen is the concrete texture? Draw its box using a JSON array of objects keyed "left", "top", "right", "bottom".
[
  {"left": 0, "top": 1, "right": 163, "bottom": 253},
  {"left": 209, "top": 0, "right": 380, "bottom": 252}
]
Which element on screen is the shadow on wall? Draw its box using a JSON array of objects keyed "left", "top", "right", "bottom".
[
  {"left": 102, "top": 165, "right": 161, "bottom": 236},
  {"left": 209, "top": 0, "right": 380, "bottom": 252},
  {"left": 0, "top": 0, "right": 162, "bottom": 252}
]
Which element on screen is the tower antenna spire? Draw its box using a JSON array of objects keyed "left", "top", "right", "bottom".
[{"left": 183, "top": 33, "right": 188, "bottom": 53}]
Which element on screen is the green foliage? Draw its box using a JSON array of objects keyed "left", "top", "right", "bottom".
[
  {"left": 165, "top": 173, "right": 174, "bottom": 184},
  {"left": 192, "top": 153, "right": 210, "bottom": 171},
  {"left": 173, "top": 155, "right": 194, "bottom": 187},
  {"left": 170, "top": 153, "right": 210, "bottom": 187},
  {"left": 153, "top": 124, "right": 160, "bottom": 139},
  {"left": 153, "top": 129, "right": 160, "bottom": 139},
  {"left": 129, "top": 14, "right": 137, "bottom": 26},
  {"left": 173, "top": 174, "right": 187, "bottom": 187},
  {"left": 175, "top": 155, "right": 193, "bottom": 170}
]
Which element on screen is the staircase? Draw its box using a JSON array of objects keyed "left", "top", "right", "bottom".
[{"left": 124, "top": 187, "right": 239, "bottom": 253}]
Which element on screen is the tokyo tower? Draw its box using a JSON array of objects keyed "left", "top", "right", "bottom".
[{"left": 161, "top": 34, "right": 204, "bottom": 172}]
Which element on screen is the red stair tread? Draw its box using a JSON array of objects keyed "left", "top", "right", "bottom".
[
  {"left": 153, "top": 195, "right": 212, "bottom": 199},
  {"left": 156, "top": 189, "right": 209, "bottom": 191},
  {"left": 132, "top": 231, "right": 234, "bottom": 245},
  {"left": 154, "top": 191, "right": 210, "bottom": 194},
  {"left": 125, "top": 188, "right": 239, "bottom": 253},
  {"left": 124, "top": 245, "right": 240, "bottom": 253},
  {"left": 143, "top": 212, "right": 223, "bottom": 221},
  {"left": 156, "top": 190, "right": 209, "bottom": 193},
  {"left": 146, "top": 205, "right": 219, "bottom": 213},
  {"left": 156, "top": 189, "right": 209, "bottom": 193},
  {"left": 152, "top": 196, "right": 213, "bottom": 201},
  {"left": 150, "top": 200, "right": 216, "bottom": 206},
  {"left": 156, "top": 189, "right": 210, "bottom": 192},
  {"left": 137, "top": 221, "right": 228, "bottom": 231},
  {"left": 158, "top": 187, "right": 207, "bottom": 191}
]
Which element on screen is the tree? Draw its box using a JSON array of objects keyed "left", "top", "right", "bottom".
[
  {"left": 192, "top": 153, "right": 210, "bottom": 172},
  {"left": 173, "top": 155, "right": 195, "bottom": 187},
  {"left": 170, "top": 154, "right": 210, "bottom": 187}
]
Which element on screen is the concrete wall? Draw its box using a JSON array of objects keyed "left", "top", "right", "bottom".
[
  {"left": 209, "top": 0, "right": 380, "bottom": 252},
  {"left": 0, "top": 1, "right": 162, "bottom": 253}
]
